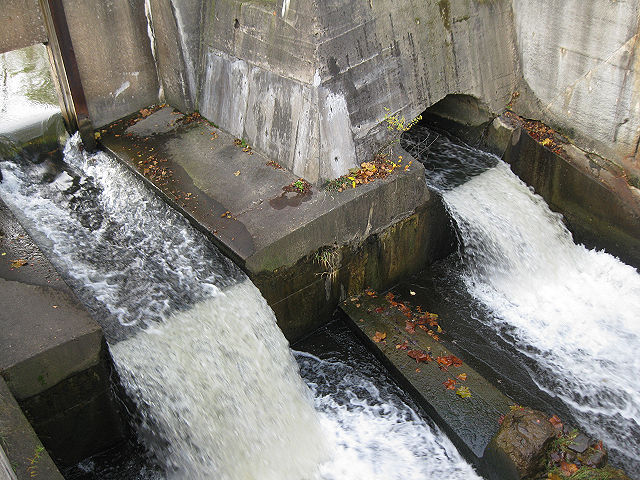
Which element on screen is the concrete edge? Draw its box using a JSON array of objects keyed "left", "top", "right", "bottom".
[{"left": 0, "top": 378, "right": 64, "bottom": 480}]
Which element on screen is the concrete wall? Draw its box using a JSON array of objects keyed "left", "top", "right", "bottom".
[
  {"left": 0, "top": 0, "right": 47, "bottom": 54},
  {"left": 196, "top": 0, "right": 517, "bottom": 183},
  {"left": 62, "top": 0, "right": 160, "bottom": 127},
  {"left": 6, "top": 0, "right": 638, "bottom": 182},
  {"left": 511, "top": 0, "right": 640, "bottom": 173}
]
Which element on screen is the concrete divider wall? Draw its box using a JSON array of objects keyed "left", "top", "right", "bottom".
[{"left": 511, "top": 0, "right": 640, "bottom": 174}]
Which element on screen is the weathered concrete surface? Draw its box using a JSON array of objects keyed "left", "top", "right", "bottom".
[
  {"left": 101, "top": 106, "right": 454, "bottom": 340},
  {"left": 0, "top": 199, "right": 126, "bottom": 466},
  {"left": 0, "top": 0, "right": 47, "bottom": 54},
  {"left": 340, "top": 292, "right": 513, "bottom": 473},
  {"left": 0, "top": 378, "right": 64, "bottom": 480},
  {"left": 62, "top": 0, "right": 159, "bottom": 127},
  {"left": 146, "top": 0, "right": 203, "bottom": 112},
  {"left": 504, "top": 125, "right": 640, "bottom": 269},
  {"left": 196, "top": 0, "right": 517, "bottom": 183},
  {"left": 511, "top": 0, "right": 640, "bottom": 174}
]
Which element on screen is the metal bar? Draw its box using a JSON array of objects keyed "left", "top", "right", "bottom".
[{"left": 43, "top": 0, "right": 95, "bottom": 150}]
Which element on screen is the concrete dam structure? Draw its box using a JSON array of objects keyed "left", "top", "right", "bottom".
[
  {"left": 1, "top": 0, "right": 640, "bottom": 479},
  {"left": 2, "top": 0, "right": 639, "bottom": 182}
]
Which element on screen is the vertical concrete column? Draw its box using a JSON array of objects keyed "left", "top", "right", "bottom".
[{"left": 39, "top": 0, "right": 95, "bottom": 150}]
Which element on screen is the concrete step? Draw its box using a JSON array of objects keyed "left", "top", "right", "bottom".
[{"left": 341, "top": 290, "right": 513, "bottom": 474}]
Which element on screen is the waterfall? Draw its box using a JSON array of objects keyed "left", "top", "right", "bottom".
[
  {"left": 0, "top": 135, "right": 480, "bottom": 479},
  {"left": 405, "top": 127, "right": 640, "bottom": 474}
]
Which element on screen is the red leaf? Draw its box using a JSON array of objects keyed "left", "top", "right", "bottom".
[
  {"left": 407, "top": 350, "right": 432, "bottom": 363},
  {"left": 560, "top": 461, "right": 578, "bottom": 476},
  {"left": 437, "top": 355, "right": 463, "bottom": 369},
  {"left": 396, "top": 340, "right": 409, "bottom": 350},
  {"left": 374, "top": 306, "right": 385, "bottom": 314},
  {"left": 405, "top": 321, "right": 416, "bottom": 334},
  {"left": 548, "top": 415, "right": 563, "bottom": 431},
  {"left": 443, "top": 378, "right": 456, "bottom": 390}
]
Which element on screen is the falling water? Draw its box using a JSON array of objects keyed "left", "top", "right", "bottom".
[
  {"left": 404, "top": 126, "right": 640, "bottom": 475},
  {"left": 0, "top": 135, "right": 480, "bottom": 479}
]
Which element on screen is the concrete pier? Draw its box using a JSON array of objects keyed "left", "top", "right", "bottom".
[{"left": 101, "top": 106, "right": 454, "bottom": 341}]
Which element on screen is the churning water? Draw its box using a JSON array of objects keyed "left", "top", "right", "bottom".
[
  {"left": 0, "top": 136, "right": 479, "bottom": 479},
  {"left": 405, "top": 126, "right": 640, "bottom": 475}
]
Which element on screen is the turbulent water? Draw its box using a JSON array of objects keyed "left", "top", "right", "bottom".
[
  {"left": 405, "top": 126, "right": 640, "bottom": 474},
  {"left": 0, "top": 136, "right": 479, "bottom": 479}
]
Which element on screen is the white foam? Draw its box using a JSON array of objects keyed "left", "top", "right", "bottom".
[{"left": 444, "top": 162, "right": 640, "bottom": 469}]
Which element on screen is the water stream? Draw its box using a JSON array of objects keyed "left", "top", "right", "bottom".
[
  {"left": 0, "top": 44, "right": 61, "bottom": 140},
  {"left": 0, "top": 135, "right": 479, "bottom": 479},
  {"left": 404, "top": 126, "right": 640, "bottom": 475}
]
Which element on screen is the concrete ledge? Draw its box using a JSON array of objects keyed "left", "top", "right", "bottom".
[
  {"left": 0, "top": 199, "right": 125, "bottom": 466},
  {"left": 0, "top": 377, "right": 63, "bottom": 480},
  {"left": 340, "top": 293, "right": 513, "bottom": 475}
]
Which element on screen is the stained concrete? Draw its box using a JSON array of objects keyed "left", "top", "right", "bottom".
[
  {"left": 0, "top": 199, "right": 126, "bottom": 466},
  {"left": 0, "top": 0, "right": 47, "bottom": 54},
  {"left": 196, "top": 0, "right": 517, "bottom": 183},
  {"left": 511, "top": 0, "right": 640, "bottom": 170},
  {"left": 0, "top": 378, "right": 63, "bottom": 480},
  {"left": 101, "top": 106, "right": 454, "bottom": 340},
  {"left": 340, "top": 292, "right": 512, "bottom": 475},
  {"left": 61, "top": 0, "right": 160, "bottom": 127}
]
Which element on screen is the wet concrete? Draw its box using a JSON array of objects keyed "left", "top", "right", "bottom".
[{"left": 340, "top": 290, "right": 513, "bottom": 474}]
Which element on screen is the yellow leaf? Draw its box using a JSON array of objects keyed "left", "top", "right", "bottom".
[
  {"left": 456, "top": 386, "right": 472, "bottom": 398},
  {"left": 372, "top": 331, "right": 387, "bottom": 343},
  {"left": 234, "top": 170, "right": 241, "bottom": 176},
  {"left": 541, "top": 138, "right": 552, "bottom": 146},
  {"left": 11, "top": 259, "right": 28, "bottom": 268}
]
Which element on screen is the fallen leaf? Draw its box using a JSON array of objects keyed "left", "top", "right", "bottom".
[
  {"left": 396, "top": 340, "right": 409, "bottom": 350},
  {"left": 405, "top": 321, "right": 416, "bottom": 334},
  {"left": 374, "top": 306, "right": 385, "bottom": 313},
  {"left": 11, "top": 259, "right": 28, "bottom": 268},
  {"left": 548, "top": 415, "right": 563, "bottom": 430},
  {"left": 409, "top": 290, "right": 416, "bottom": 296},
  {"left": 407, "top": 349, "right": 432, "bottom": 363},
  {"left": 437, "top": 355, "right": 462, "bottom": 368},
  {"left": 560, "top": 461, "right": 578, "bottom": 476},
  {"left": 372, "top": 331, "right": 387, "bottom": 343},
  {"left": 457, "top": 373, "right": 467, "bottom": 381},
  {"left": 456, "top": 386, "right": 472, "bottom": 398},
  {"left": 234, "top": 170, "right": 241, "bottom": 176},
  {"left": 443, "top": 378, "right": 456, "bottom": 390}
]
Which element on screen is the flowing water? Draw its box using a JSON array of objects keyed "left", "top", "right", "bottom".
[
  {"left": 0, "top": 135, "right": 479, "bottom": 479},
  {"left": 0, "top": 44, "right": 60, "bottom": 138},
  {"left": 404, "top": 126, "right": 640, "bottom": 475}
]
